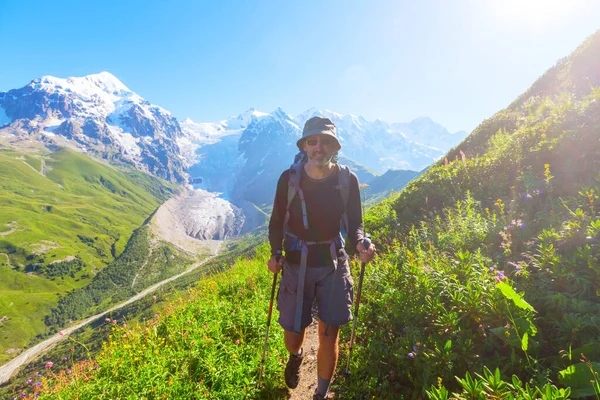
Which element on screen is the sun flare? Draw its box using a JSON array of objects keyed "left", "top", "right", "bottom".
[{"left": 489, "top": 0, "right": 576, "bottom": 27}]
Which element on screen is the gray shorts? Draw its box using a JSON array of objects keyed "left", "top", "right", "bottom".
[{"left": 277, "top": 259, "right": 354, "bottom": 332}]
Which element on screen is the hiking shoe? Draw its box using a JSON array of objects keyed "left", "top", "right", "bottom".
[
  {"left": 284, "top": 350, "right": 303, "bottom": 388},
  {"left": 313, "top": 392, "right": 328, "bottom": 400}
]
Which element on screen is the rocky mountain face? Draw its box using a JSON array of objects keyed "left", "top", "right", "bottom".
[{"left": 0, "top": 72, "right": 186, "bottom": 182}]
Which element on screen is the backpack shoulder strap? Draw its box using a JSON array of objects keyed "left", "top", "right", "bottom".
[{"left": 283, "top": 161, "right": 309, "bottom": 232}]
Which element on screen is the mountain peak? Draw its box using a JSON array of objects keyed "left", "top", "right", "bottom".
[
  {"left": 34, "top": 72, "right": 132, "bottom": 96},
  {"left": 270, "top": 107, "right": 292, "bottom": 121}
]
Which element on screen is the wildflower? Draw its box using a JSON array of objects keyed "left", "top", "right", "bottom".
[
  {"left": 412, "top": 345, "right": 418, "bottom": 351},
  {"left": 495, "top": 271, "right": 505, "bottom": 282},
  {"left": 235, "top": 340, "right": 240, "bottom": 345},
  {"left": 122, "top": 323, "right": 127, "bottom": 328},
  {"left": 408, "top": 352, "right": 415, "bottom": 359},
  {"left": 26, "top": 378, "right": 33, "bottom": 385},
  {"left": 105, "top": 317, "right": 111, "bottom": 323},
  {"left": 67, "top": 369, "right": 72, "bottom": 374},
  {"left": 152, "top": 295, "right": 157, "bottom": 302},
  {"left": 63, "top": 357, "right": 68, "bottom": 361},
  {"left": 34, "top": 382, "right": 42, "bottom": 387},
  {"left": 518, "top": 221, "right": 526, "bottom": 229},
  {"left": 113, "top": 319, "right": 117, "bottom": 325},
  {"left": 20, "top": 393, "right": 25, "bottom": 398},
  {"left": 534, "top": 189, "right": 543, "bottom": 195},
  {"left": 525, "top": 194, "right": 532, "bottom": 199},
  {"left": 59, "top": 330, "right": 65, "bottom": 336},
  {"left": 45, "top": 361, "right": 53, "bottom": 369}
]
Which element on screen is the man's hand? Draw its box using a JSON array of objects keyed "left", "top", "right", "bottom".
[
  {"left": 356, "top": 240, "right": 376, "bottom": 264},
  {"left": 268, "top": 254, "right": 285, "bottom": 274}
]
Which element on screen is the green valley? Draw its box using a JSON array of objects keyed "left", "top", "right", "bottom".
[{"left": 0, "top": 148, "right": 177, "bottom": 362}]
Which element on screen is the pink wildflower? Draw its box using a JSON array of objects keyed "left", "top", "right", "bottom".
[{"left": 45, "top": 362, "right": 53, "bottom": 369}]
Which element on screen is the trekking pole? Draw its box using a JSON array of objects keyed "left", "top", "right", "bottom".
[
  {"left": 261, "top": 268, "right": 279, "bottom": 365},
  {"left": 344, "top": 236, "right": 371, "bottom": 376}
]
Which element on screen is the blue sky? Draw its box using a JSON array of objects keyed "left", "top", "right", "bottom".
[{"left": 1, "top": 0, "right": 599, "bottom": 132}]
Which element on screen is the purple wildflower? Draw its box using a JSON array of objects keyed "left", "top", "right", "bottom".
[
  {"left": 34, "top": 382, "right": 42, "bottom": 387},
  {"left": 26, "top": 378, "right": 32, "bottom": 385},
  {"left": 412, "top": 345, "right": 418, "bottom": 351},
  {"left": 495, "top": 271, "right": 505, "bottom": 282},
  {"left": 518, "top": 221, "right": 526, "bottom": 229},
  {"left": 408, "top": 352, "right": 415, "bottom": 359}
]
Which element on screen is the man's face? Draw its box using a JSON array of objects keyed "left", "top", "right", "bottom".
[{"left": 302, "top": 134, "right": 338, "bottom": 167}]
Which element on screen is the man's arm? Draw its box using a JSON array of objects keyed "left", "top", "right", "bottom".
[{"left": 268, "top": 171, "right": 288, "bottom": 255}]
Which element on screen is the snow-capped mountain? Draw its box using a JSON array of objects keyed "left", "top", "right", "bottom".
[
  {"left": 0, "top": 72, "right": 186, "bottom": 182},
  {"left": 296, "top": 108, "right": 467, "bottom": 172},
  {"left": 1, "top": 71, "right": 467, "bottom": 233},
  {"left": 177, "top": 108, "right": 267, "bottom": 166},
  {"left": 186, "top": 106, "right": 468, "bottom": 212}
]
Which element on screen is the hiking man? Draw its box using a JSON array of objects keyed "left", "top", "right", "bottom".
[{"left": 268, "top": 116, "right": 376, "bottom": 399}]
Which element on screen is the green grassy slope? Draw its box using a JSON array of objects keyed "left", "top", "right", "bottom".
[
  {"left": 28, "top": 245, "right": 287, "bottom": 400},
  {"left": 344, "top": 29, "right": 600, "bottom": 398},
  {"left": 0, "top": 148, "right": 177, "bottom": 362}
]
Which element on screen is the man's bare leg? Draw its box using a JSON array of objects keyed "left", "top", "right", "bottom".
[
  {"left": 317, "top": 320, "right": 340, "bottom": 380},
  {"left": 284, "top": 328, "right": 306, "bottom": 354}
]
